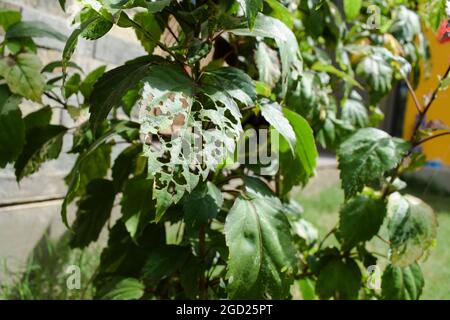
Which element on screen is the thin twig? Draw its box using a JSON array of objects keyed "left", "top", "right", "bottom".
[
  {"left": 405, "top": 78, "right": 422, "bottom": 113},
  {"left": 414, "top": 131, "right": 450, "bottom": 147},
  {"left": 44, "top": 92, "right": 67, "bottom": 108},
  {"left": 375, "top": 234, "right": 390, "bottom": 245}
]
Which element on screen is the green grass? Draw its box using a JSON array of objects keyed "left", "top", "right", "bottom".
[
  {"left": 297, "top": 183, "right": 450, "bottom": 300},
  {"left": 0, "top": 232, "right": 99, "bottom": 300}
]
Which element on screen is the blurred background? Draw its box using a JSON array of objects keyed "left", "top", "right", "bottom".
[{"left": 0, "top": 0, "right": 448, "bottom": 299}]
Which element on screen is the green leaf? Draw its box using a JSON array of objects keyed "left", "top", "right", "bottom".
[
  {"left": 58, "top": 0, "right": 66, "bottom": 12},
  {"left": 89, "top": 57, "right": 154, "bottom": 133},
  {"left": 381, "top": 263, "right": 424, "bottom": 300},
  {"left": 255, "top": 42, "right": 281, "bottom": 88},
  {"left": 0, "top": 85, "right": 25, "bottom": 168},
  {"left": 6, "top": 21, "right": 67, "bottom": 42},
  {"left": 312, "top": 62, "right": 362, "bottom": 88},
  {"left": 280, "top": 109, "right": 318, "bottom": 194},
  {"left": 356, "top": 53, "right": 393, "bottom": 99},
  {"left": 264, "top": 0, "right": 294, "bottom": 29},
  {"left": 24, "top": 106, "right": 52, "bottom": 131},
  {"left": 121, "top": 176, "right": 154, "bottom": 240},
  {"left": 230, "top": 14, "right": 302, "bottom": 96},
  {"left": 343, "top": 0, "right": 362, "bottom": 20},
  {"left": 95, "top": 220, "right": 165, "bottom": 280},
  {"left": 80, "top": 65, "right": 106, "bottom": 99},
  {"left": 204, "top": 67, "right": 256, "bottom": 106},
  {"left": 14, "top": 124, "right": 67, "bottom": 181},
  {"left": 98, "top": 278, "right": 144, "bottom": 300},
  {"left": 341, "top": 91, "right": 368, "bottom": 129},
  {"left": 338, "top": 128, "right": 410, "bottom": 199},
  {"left": 387, "top": 193, "right": 437, "bottom": 267},
  {"left": 133, "top": 12, "right": 164, "bottom": 54},
  {"left": 298, "top": 278, "right": 316, "bottom": 300},
  {"left": 63, "top": 73, "right": 81, "bottom": 99},
  {"left": 147, "top": 0, "right": 172, "bottom": 13},
  {"left": 65, "top": 143, "right": 112, "bottom": 198},
  {"left": 62, "top": 16, "right": 102, "bottom": 69},
  {"left": 142, "top": 245, "right": 190, "bottom": 282},
  {"left": 0, "top": 8, "right": 21, "bottom": 31},
  {"left": 224, "top": 177, "right": 297, "bottom": 299},
  {"left": 316, "top": 257, "right": 362, "bottom": 300},
  {"left": 183, "top": 182, "right": 223, "bottom": 228},
  {"left": 70, "top": 179, "right": 116, "bottom": 248},
  {"left": 104, "top": 0, "right": 133, "bottom": 9},
  {"left": 0, "top": 54, "right": 44, "bottom": 102},
  {"left": 259, "top": 99, "right": 296, "bottom": 153},
  {"left": 140, "top": 65, "right": 244, "bottom": 220},
  {"left": 61, "top": 121, "right": 135, "bottom": 227},
  {"left": 112, "top": 143, "right": 143, "bottom": 192},
  {"left": 79, "top": 9, "right": 113, "bottom": 40},
  {"left": 242, "top": 0, "right": 263, "bottom": 29},
  {"left": 389, "top": 6, "right": 420, "bottom": 43},
  {"left": 339, "top": 195, "right": 387, "bottom": 250}
]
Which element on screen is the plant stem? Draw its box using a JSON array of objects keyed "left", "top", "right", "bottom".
[
  {"left": 410, "top": 63, "right": 450, "bottom": 142},
  {"left": 198, "top": 225, "right": 208, "bottom": 299},
  {"left": 414, "top": 131, "right": 450, "bottom": 147}
]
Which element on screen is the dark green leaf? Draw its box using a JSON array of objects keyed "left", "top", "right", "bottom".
[
  {"left": 96, "top": 220, "right": 165, "bottom": 280},
  {"left": 80, "top": 65, "right": 106, "bottom": 99},
  {"left": 112, "top": 143, "right": 143, "bottom": 191},
  {"left": 142, "top": 245, "right": 190, "bottom": 282},
  {"left": 24, "top": 106, "right": 52, "bottom": 130},
  {"left": 98, "top": 277, "right": 144, "bottom": 300},
  {"left": 339, "top": 195, "right": 387, "bottom": 250},
  {"left": 14, "top": 125, "right": 67, "bottom": 181},
  {"left": 316, "top": 257, "right": 361, "bottom": 300},
  {"left": 121, "top": 176, "right": 154, "bottom": 240},
  {"left": 381, "top": 263, "right": 424, "bottom": 300},
  {"left": 89, "top": 58, "right": 154, "bottom": 133},
  {"left": 70, "top": 179, "right": 116, "bottom": 248},
  {"left": 183, "top": 182, "right": 223, "bottom": 228},
  {"left": 0, "top": 85, "right": 24, "bottom": 168},
  {"left": 224, "top": 177, "right": 297, "bottom": 299}
]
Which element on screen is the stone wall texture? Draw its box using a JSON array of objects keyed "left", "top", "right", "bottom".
[{"left": 0, "top": 0, "right": 145, "bottom": 280}]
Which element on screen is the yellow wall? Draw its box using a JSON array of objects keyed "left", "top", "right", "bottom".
[{"left": 403, "top": 29, "right": 450, "bottom": 165}]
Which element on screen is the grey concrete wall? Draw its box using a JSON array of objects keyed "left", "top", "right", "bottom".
[{"left": 0, "top": 0, "right": 146, "bottom": 279}]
